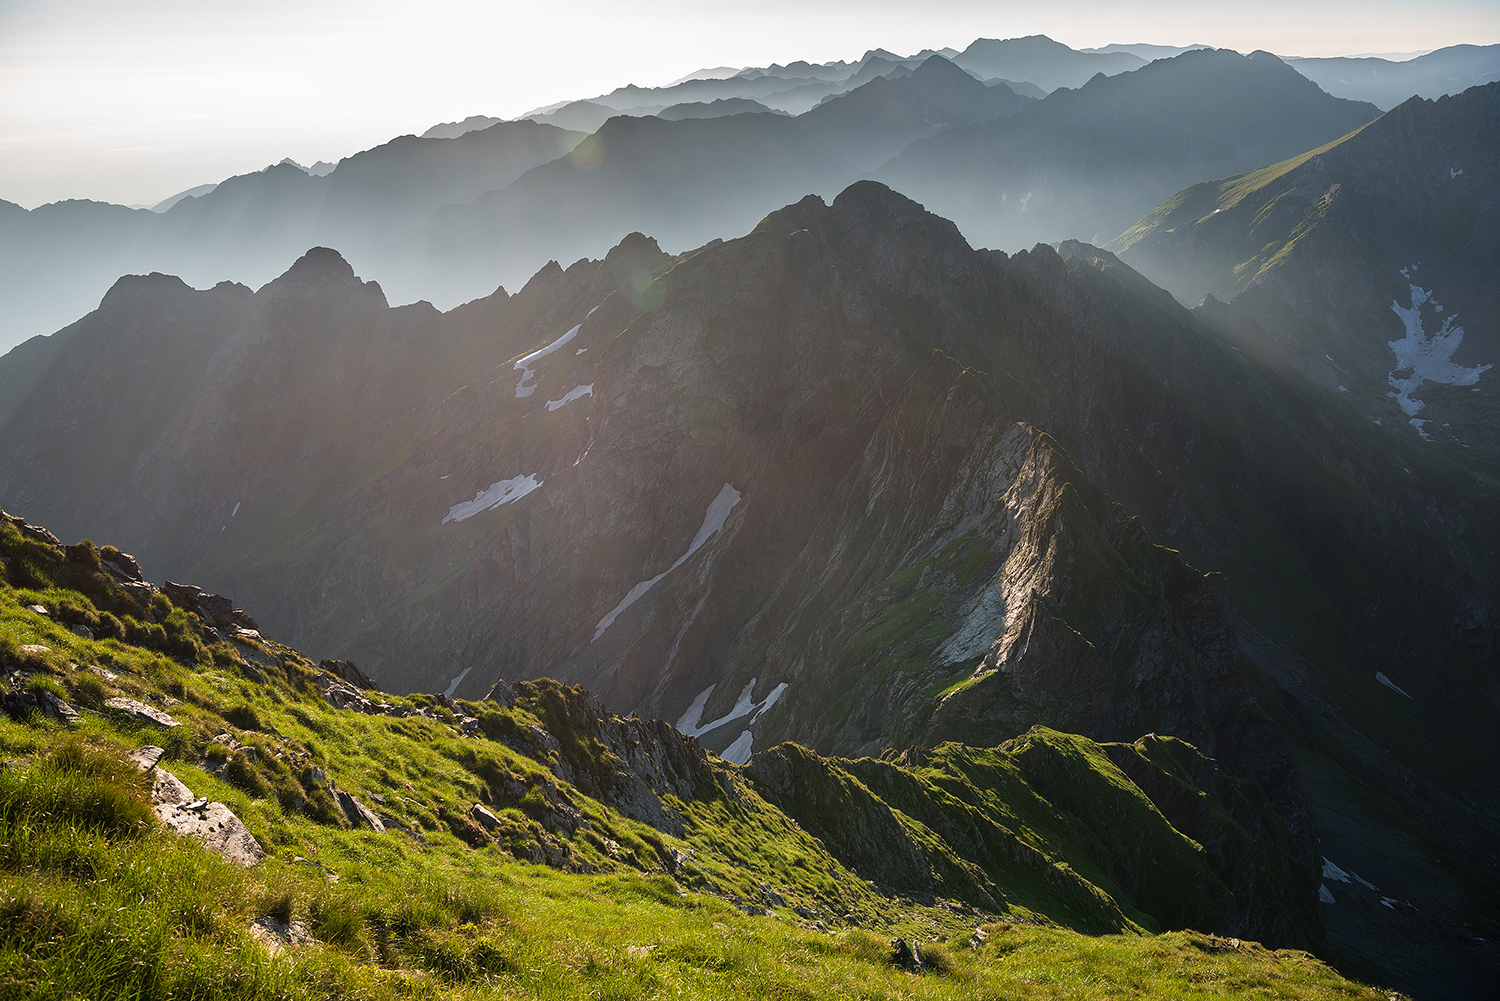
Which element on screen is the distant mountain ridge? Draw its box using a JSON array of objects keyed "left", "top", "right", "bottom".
[
  {"left": 1113, "top": 82, "right": 1500, "bottom": 457},
  {"left": 877, "top": 48, "right": 1380, "bottom": 253}
]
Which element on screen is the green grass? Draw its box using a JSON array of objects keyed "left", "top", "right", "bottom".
[{"left": 0, "top": 530, "right": 1399, "bottom": 1000}]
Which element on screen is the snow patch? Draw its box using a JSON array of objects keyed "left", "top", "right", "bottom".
[
  {"left": 1375, "top": 671, "right": 1413, "bottom": 699},
  {"left": 513, "top": 306, "right": 599, "bottom": 398},
  {"left": 1381, "top": 897, "right": 1399, "bottom": 909},
  {"left": 1451, "top": 167, "right": 1464, "bottom": 178},
  {"left": 593, "top": 483, "right": 742, "bottom": 641},
  {"left": 1322, "top": 858, "right": 1352, "bottom": 883},
  {"left": 1019, "top": 191, "right": 1033, "bottom": 213},
  {"left": 231, "top": 502, "right": 240, "bottom": 518},
  {"left": 440, "top": 474, "right": 449, "bottom": 480},
  {"left": 1386, "top": 273, "right": 1492, "bottom": 437},
  {"left": 677, "top": 678, "right": 787, "bottom": 739},
  {"left": 1354, "top": 871, "right": 1380, "bottom": 892},
  {"left": 1319, "top": 884, "right": 1337, "bottom": 904},
  {"left": 444, "top": 666, "right": 474, "bottom": 698},
  {"left": 442, "top": 474, "right": 542, "bottom": 524},
  {"left": 546, "top": 384, "right": 594, "bottom": 412},
  {"left": 675, "top": 684, "right": 717, "bottom": 733},
  {"left": 720, "top": 730, "right": 754, "bottom": 765}
]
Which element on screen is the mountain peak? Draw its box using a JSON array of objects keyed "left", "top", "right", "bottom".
[{"left": 256, "top": 247, "right": 386, "bottom": 307}]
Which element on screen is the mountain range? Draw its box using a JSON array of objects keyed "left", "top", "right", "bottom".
[
  {"left": 1112, "top": 82, "right": 1499, "bottom": 460},
  {"left": 2, "top": 36, "right": 1493, "bottom": 355},
  {"left": 3, "top": 169, "right": 1497, "bottom": 992}
]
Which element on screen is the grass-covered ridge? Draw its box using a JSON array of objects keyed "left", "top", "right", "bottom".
[{"left": 0, "top": 510, "right": 1399, "bottom": 999}]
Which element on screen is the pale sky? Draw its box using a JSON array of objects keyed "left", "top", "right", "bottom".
[{"left": 2, "top": 0, "right": 1496, "bottom": 209}]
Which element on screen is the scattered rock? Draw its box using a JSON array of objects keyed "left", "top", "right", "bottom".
[
  {"left": 319, "top": 659, "right": 380, "bottom": 691},
  {"left": 104, "top": 696, "right": 181, "bottom": 728},
  {"left": 69, "top": 623, "right": 93, "bottom": 640},
  {"left": 625, "top": 944, "right": 656, "bottom": 959},
  {"left": 891, "top": 937, "right": 926, "bottom": 973},
  {"left": 150, "top": 768, "right": 265, "bottom": 865},
  {"left": 128, "top": 745, "right": 166, "bottom": 771},
  {"left": 25, "top": 604, "right": 49, "bottom": 616},
  {"left": 18, "top": 644, "right": 51, "bottom": 657},
  {"left": 470, "top": 803, "right": 503, "bottom": 832},
  {"left": 335, "top": 790, "right": 386, "bottom": 832},
  {"left": 87, "top": 665, "right": 118, "bottom": 681},
  {"left": 2, "top": 687, "right": 80, "bottom": 724},
  {"left": 249, "top": 916, "right": 315, "bottom": 953},
  {"left": 38, "top": 690, "right": 80, "bottom": 724},
  {"left": 151, "top": 768, "right": 194, "bottom": 805}
]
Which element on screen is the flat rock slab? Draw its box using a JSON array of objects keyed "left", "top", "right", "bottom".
[
  {"left": 105, "top": 696, "right": 180, "bottom": 728},
  {"left": 18, "top": 644, "right": 50, "bottom": 656},
  {"left": 129, "top": 745, "right": 166, "bottom": 772},
  {"left": 151, "top": 768, "right": 194, "bottom": 806},
  {"left": 249, "top": 917, "right": 315, "bottom": 953},
  {"left": 154, "top": 796, "right": 265, "bottom": 866}
]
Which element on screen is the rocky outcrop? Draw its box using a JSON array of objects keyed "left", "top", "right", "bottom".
[
  {"left": 132, "top": 747, "right": 265, "bottom": 866},
  {"left": 162, "top": 581, "right": 259, "bottom": 631}
]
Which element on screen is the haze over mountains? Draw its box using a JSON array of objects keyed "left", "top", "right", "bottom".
[
  {"left": 3, "top": 26, "right": 1499, "bottom": 1000},
  {"left": 2, "top": 34, "right": 1494, "bottom": 353}
]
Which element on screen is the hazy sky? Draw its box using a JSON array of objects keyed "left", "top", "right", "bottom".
[{"left": 2, "top": 0, "right": 1496, "bottom": 209}]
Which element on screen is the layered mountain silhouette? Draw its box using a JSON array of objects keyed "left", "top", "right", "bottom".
[
  {"left": 2, "top": 181, "right": 1497, "bottom": 995},
  {"left": 0, "top": 41, "right": 1404, "bottom": 357},
  {"left": 0, "top": 119, "right": 587, "bottom": 349},
  {"left": 951, "top": 35, "right": 1147, "bottom": 90},
  {"left": 877, "top": 48, "right": 1382, "bottom": 253},
  {"left": 1113, "top": 82, "right": 1499, "bottom": 457},
  {"left": 1285, "top": 43, "right": 1500, "bottom": 109}
]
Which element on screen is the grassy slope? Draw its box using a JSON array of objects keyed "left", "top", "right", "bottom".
[{"left": 0, "top": 521, "right": 1397, "bottom": 999}]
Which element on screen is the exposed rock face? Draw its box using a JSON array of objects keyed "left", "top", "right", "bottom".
[
  {"left": 162, "top": 581, "right": 258, "bottom": 630},
  {"left": 134, "top": 751, "right": 265, "bottom": 866}
]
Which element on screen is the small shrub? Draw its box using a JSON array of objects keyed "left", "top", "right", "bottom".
[
  {"left": 94, "top": 612, "right": 124, "bottom": 640},
  {"left": 148, "top": 592, "right": 173, "bottom": 620},
  {"left": 919, "top": 940, "right": 960, "bottom": 977},
  {"left": 69, "top": 540, "right": 102, "bottom": 570},
  {"left": 221, "top": 704, "right": 262, "bottom": 732},
  {"left": 261, "top": 889, "right": 295, "bottom": 924},
  {"left": 223, "top": 751, "right": 267, "bottom": 798},
  {"left": 65, "top": 671, "right": 108, "bottom": 710}
]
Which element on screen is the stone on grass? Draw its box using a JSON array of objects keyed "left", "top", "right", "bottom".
[
  {"left": 249, "top": 916, "right": 315, "bottom": 953},
  {"left": 335, "top": 790, "right": 386, "bottom": 832},
  {"left": 470, "top": 803, "right": 502, "bottom": 831},
  {"left": 105, "top": 696, "right": 181, "bottom": 727},
  {"left": 128, "top": 745, "right": 166, "bottom": 771}
]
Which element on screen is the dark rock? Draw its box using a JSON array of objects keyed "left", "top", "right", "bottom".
[
  {"left": 890, "top": 938, "right": 925, "bottom": 973},
  {"left": 335, "top": 790, "right": 386, "bottom": 832},
  {"left": 319, "top": 659, "right": 380, "bottom": 691}
]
